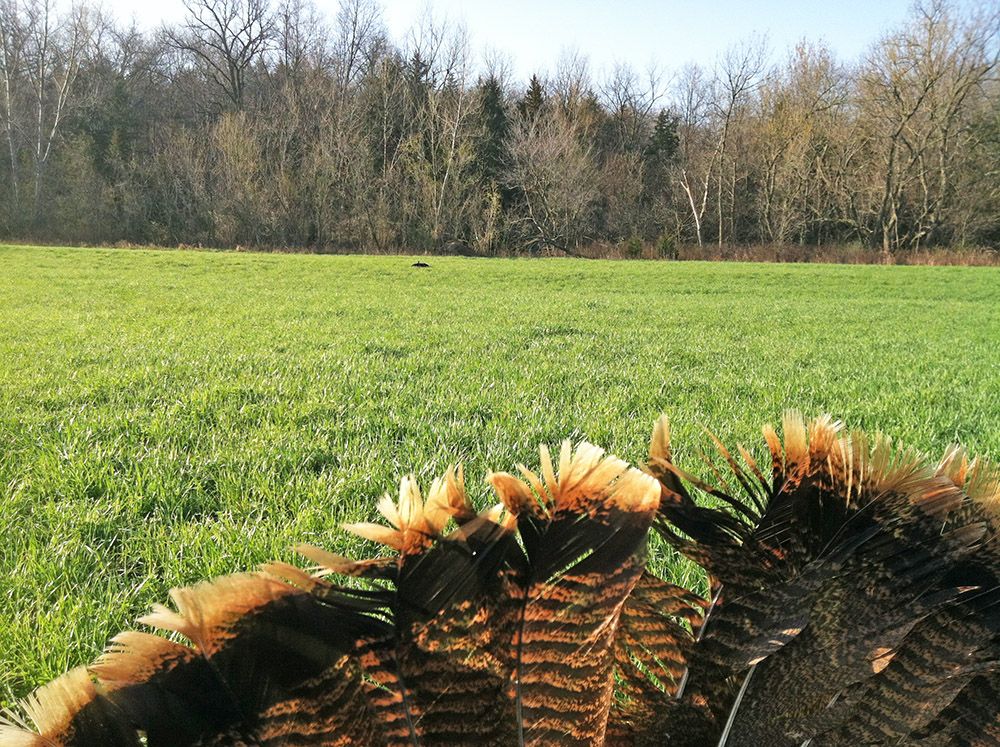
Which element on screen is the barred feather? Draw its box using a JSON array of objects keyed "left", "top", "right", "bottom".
[{"left": 2, "top": 416, "right": 999, "bottom": 746}]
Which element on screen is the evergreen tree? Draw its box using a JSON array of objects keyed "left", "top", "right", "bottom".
[
  {"left": 645, "top": 110, "right": 679, "bottom": 167},
  {"left": 406, "top": 51, "right": 432, "bottom": 116},
  {"left": 406, "top": 50, "right": 431, "bottom": 85},
  {"left": 475, "top": 74, "right": 510, "bottom": 184},
  {"left": 642, "top": 109, "right": 682, "bottom": 244},
  {"left": 518, "top": 75, "right": 545, "bottom": 120}
]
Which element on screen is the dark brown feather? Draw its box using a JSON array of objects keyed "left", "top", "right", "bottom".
[{"left": 3, "top": 416, "right": 1000, "bottom": 746}]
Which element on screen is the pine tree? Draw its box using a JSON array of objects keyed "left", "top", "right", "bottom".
[
  {"left": 475, "top": 74, "right": 510, "bottom": 184},
  {"left": 645, "top": 110, "right": 679, "bottom": 167},
  {"left": 406, "top": 51, "right": 432, "bottom": 116},
  {"left": 518, "top": 74, "right": 545, "bottom": 120},
  {"left": 643, "top": 110, "right": 682, "bottom": 252}
]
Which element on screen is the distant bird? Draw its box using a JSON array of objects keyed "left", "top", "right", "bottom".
[
  {"left": 411, "top": 261, "right": 430, "bottom": 268},
  {"left": 2, "top": 413, "right": 999, "bottom": 745}
]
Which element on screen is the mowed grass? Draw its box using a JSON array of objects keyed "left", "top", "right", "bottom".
[{"left": 1, "top": 244, "right": 999, "bottom": 705}]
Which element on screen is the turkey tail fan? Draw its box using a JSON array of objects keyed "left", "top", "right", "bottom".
[
  {"left": 491, "top": 443, "right": 664, "bottom": 742},
  {"left": 0, "top": 567, "right": 397, "bottom": 746},
  {"left": 648, "top": 412, "right": 1000, "bottom": 746},
  {"left": 0, "top": 443, "right": 690, "bottom": 746},
  {"left": 3, "top": 416, "right": 1000, "bottom": 746}
]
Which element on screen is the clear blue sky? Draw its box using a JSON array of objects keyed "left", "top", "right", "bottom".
[
  {"left": 108, "top": 0, "right": 929, "bottom": 81},
  {"left": 382, "top": 0, "right": 916, "bottom": 78}
]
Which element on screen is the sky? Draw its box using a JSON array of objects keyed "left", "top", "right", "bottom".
[{"left": 105, "top": 0, "right": 923, "bottom": 81}]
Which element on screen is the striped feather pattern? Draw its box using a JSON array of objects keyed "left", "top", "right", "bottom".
[{"left": 2, "top": 416, "right": 1000, "bottom": 745}]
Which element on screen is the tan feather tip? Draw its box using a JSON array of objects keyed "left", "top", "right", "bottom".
[
  {"left": 609, "top": 467, "right": 662, "bottom": 512},
  {"left": 16, "top": 667, "right": 96, "bottom": 736},
  {"left": 966, "top": 459, "right": 1000, "bottom": 511},
  {"left": 765, "top": 415, "right": 941, "bottom": 506},
  {"left": 293, "top": 544, "right": 396, "bottom": 579},
  {"left": 137, "top": 602, "right": 193, "bottom": 640},
  {"left": 649, "top": 414, "right": 672, "bottom": 463},
  {"left": 937, "top": 445, "right": 969, "bottom": 487},
  {"left": 424, "top": 464, "right": 475, "bottom": 527},
  {"left": 295, "top": 544, "right": 364, "bottom": 575},
  {"left": 762, "top": 422, "right": 783, "bottom": 471},
  {"left": 542, "top": 442, "right": 562, "bottom": 502},
  {"left": 446, "top": 502, "right": 517, "bottom": 544},
  {"left": 868, "top": 646, "right": 896, "bottom": 674},
  {"left": 512, "top": 440, "right": 652, "bottom": 514},
  {"left": 780, "top": 410, "right": 809, "bottom": 469},
  {"left": 865, "top": 438, "right": 934, "bottom": 497},
  {"left": 0, "top": 726, "right": 44, "bottom": 746},
  {"left": 90, "top": 631, "right": 193, "bottom": 688},
  {"left": 259, "top": 561, "right": 326, "bottom": 590},
  {"left": 548, "top": 441, "right": 628, "bottom": 511},
  {"left": 516, "top": 462, "right": 551, "bottom": 512},
  {"left": 484, "top": 501, "right": 517, "bottom": 529},
  {"left": 345, "top": 470, "right": 471, "bottom": 555},
  {"left": 342, "top": 521, "right": 405, "bottom": 550},
  {"left": 141, "top": 574, "right": 296, "bottom": 652},
  {"left": 807, "top": 412, "right": 841, "bottom": 437},
  {"left": 806, "top": 414, "right": 844, "bottom": 460},
  {"left": 831, "top": 430, "right": 959, "bottom": 518},
  {"left": 488, "top": 470, "right": 538, "bottom": 514},
  {"left": 736, "top": 443, "right": 769, "bottom": 488}
]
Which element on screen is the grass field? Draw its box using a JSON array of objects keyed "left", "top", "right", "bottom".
[{"left": 1, "top": 243, "right": 999, "bottom": 705}]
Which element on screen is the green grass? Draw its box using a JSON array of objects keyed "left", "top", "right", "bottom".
[{"left": 1, "top": 243, "right": 999, "bottom": 705}]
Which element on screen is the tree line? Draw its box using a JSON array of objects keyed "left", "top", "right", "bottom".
[{"left": 0, "top": 0, "right": 997, "bottom": 256}]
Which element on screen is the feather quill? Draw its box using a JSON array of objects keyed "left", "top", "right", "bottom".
[{"left": 3, "top": 416, "right": 1000, "bottom": 746}]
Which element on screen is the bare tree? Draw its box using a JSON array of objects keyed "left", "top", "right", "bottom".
[
  {"left": 713, "top": 36, "right": 768, "bottom": 246},
  {"left": 0, "top": 0, "right": 24, "bottom": 210},
  {"left": 675, "top": 63, "right": 714, "bottom": 246},
  {"left": 332, "top": 0, "right": 380, "bottom": 91},
  {"left": 0, "top": 0, "right": 998, "bottom": 254},
  {"left": 505, "top": 108, "right": 599, "bottom": 252},
  {"left": 274, "top": 0, "right": 326, "bottom": 78},
  {"left": 550, "top": 49, "right": 603, "bottom": 137},
  {"left": 754, "top": 42, "right": 847, "bottom": 243},
  {"left": 594, "top": 63, "right": 665, "bottom": 240},
  {"left": 19, "top": 0, "right": 91, "bottom": 218},
  {"left": 416, "top": 20, "right": 476, "bottom": 245},
  {"left": 600, "top": 62, "right": 664, "bottom": 153},
  {"left": 165, "top": 0, "right": 272, "bottom": 109},
  {"left": 859, "top": 0, "right": 998, "bottom": 255}
]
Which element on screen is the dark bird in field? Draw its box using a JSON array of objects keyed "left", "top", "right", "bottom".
[
  {"left": 411, "top": 261, "right": 430, "bottom": 268},
  {"left": 2, "top": 413, "right": 1000, "bottom": 745}
]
